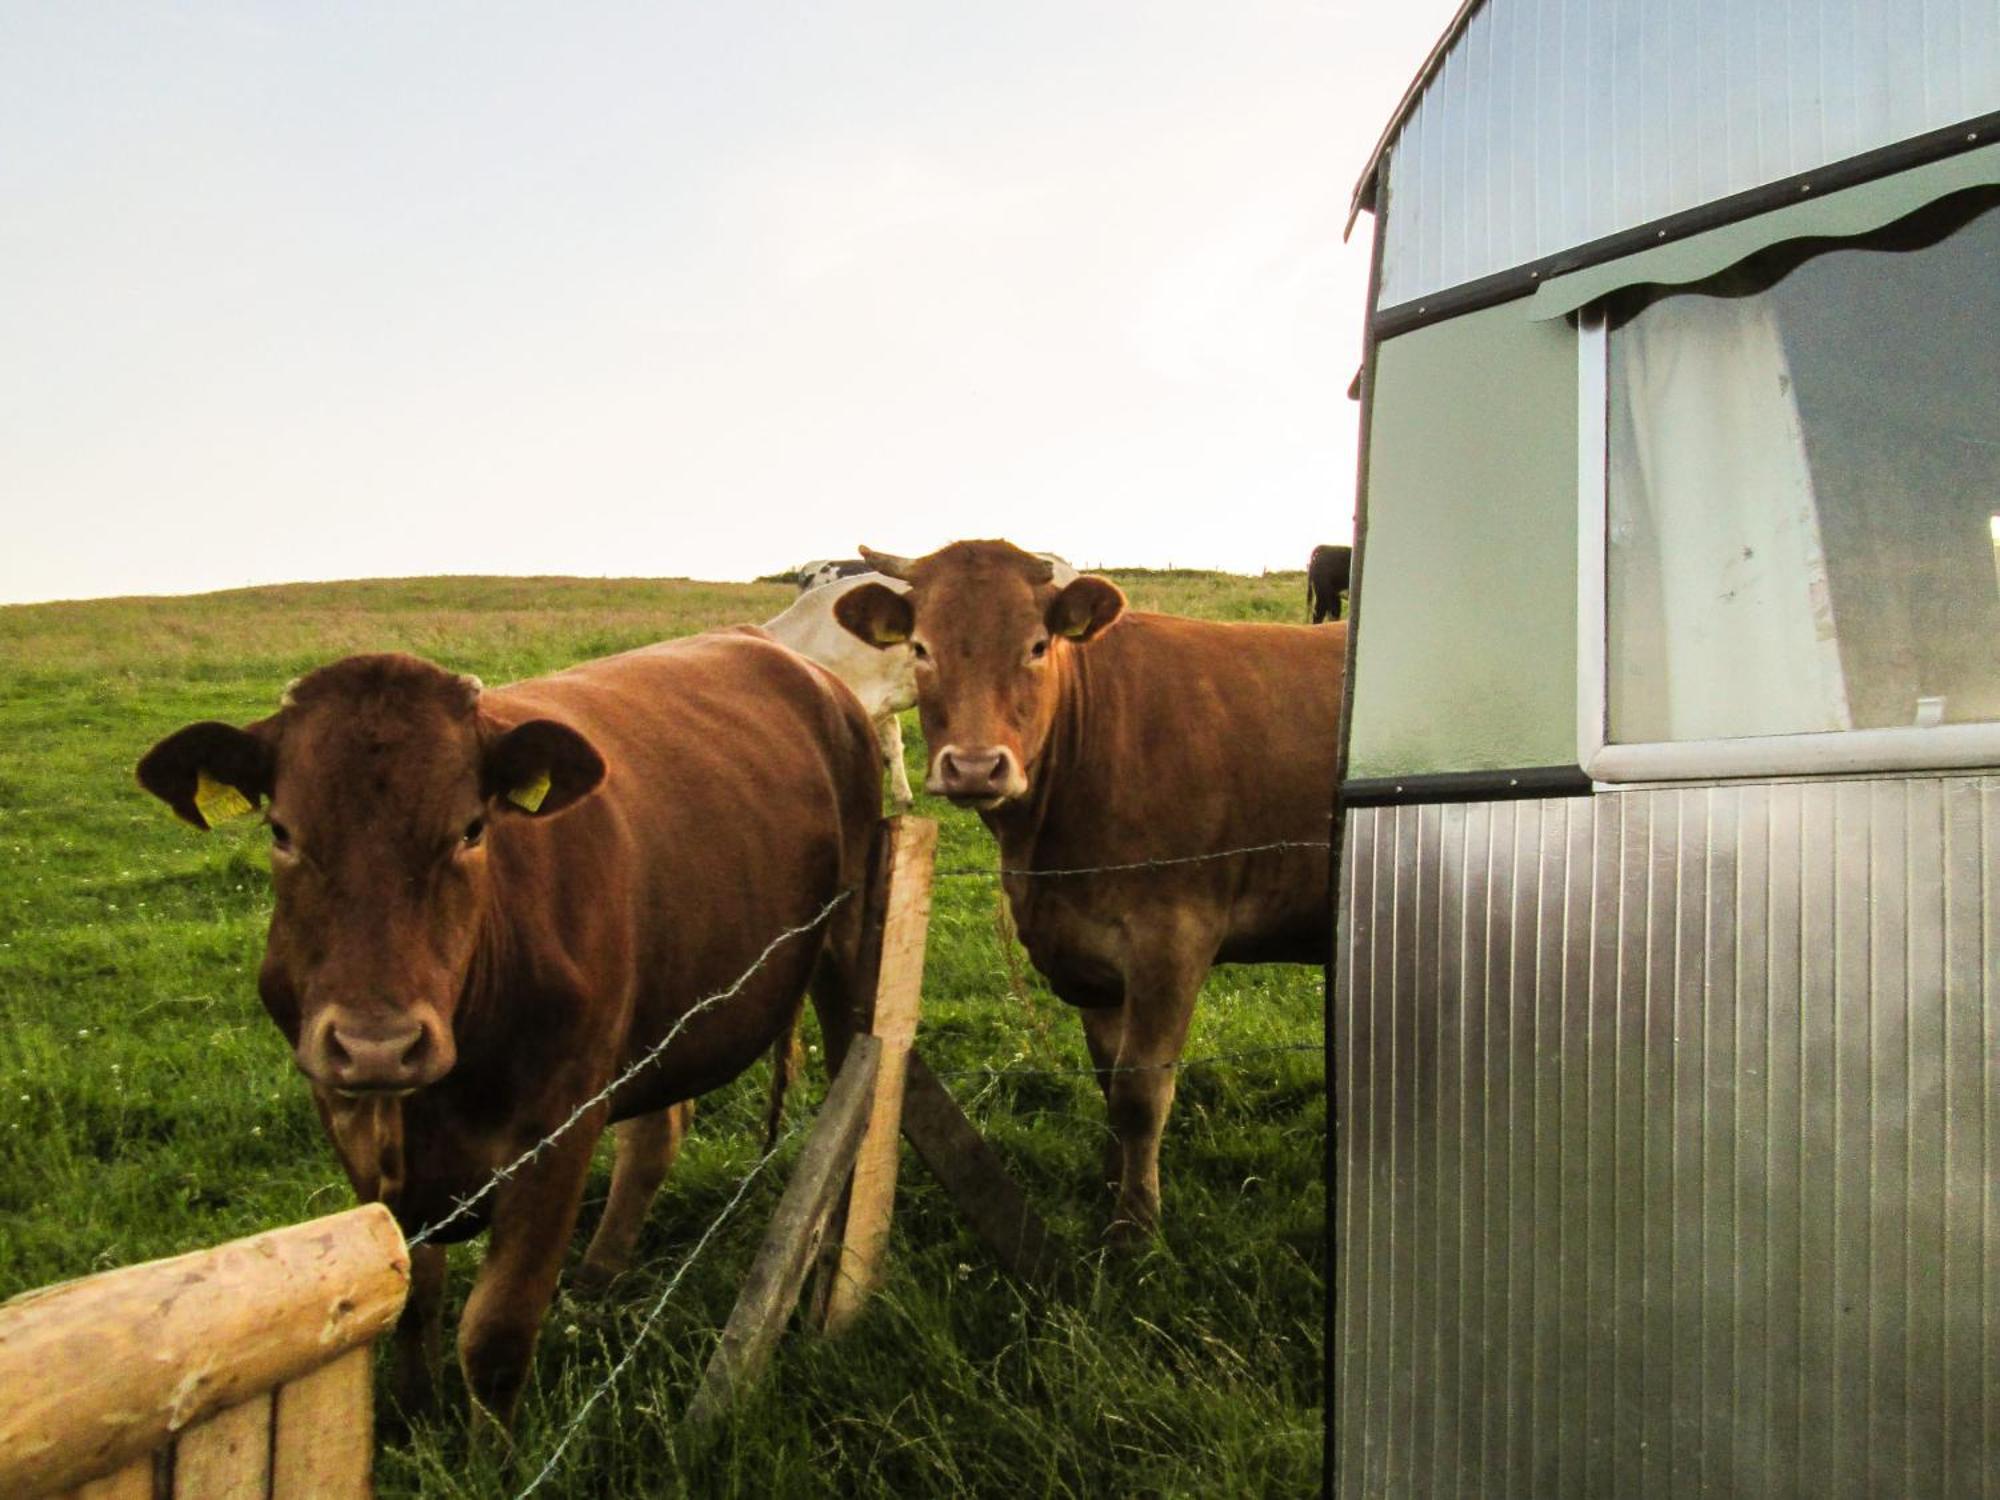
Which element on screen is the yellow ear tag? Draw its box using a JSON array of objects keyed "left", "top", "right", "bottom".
[
  {"left": 194, "top": 771, "right": 255, "bottom": 826},
  {"left": 507, "top": 771, "right": 552, "bottom": 813}
]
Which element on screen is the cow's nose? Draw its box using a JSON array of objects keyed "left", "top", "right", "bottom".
[
  {"left": 308, "top": 1015, "right": 443, "bottom": 1093},
  {"left": 931, "top": 746, "right": 1018, "bottom": 802}
]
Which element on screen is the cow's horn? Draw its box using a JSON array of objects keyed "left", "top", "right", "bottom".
[
  {"left": 858, "top": 546, "right": 915, "bottom": 580},
  {"left": 1023, "top": 554, "right": 1055, "bottom": 585}
]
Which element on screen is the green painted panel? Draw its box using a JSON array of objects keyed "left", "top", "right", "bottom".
[{"left": 1350, "top": 302, "right": 1578, "bottom": 779}]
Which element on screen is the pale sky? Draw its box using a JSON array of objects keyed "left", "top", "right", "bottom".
[{"left": 0, "top": 2, "right": 1455, "bottom": 605}]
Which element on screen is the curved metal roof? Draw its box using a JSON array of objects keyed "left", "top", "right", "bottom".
[
  {"left": 1353, "top": 0, "right": 2000, "bottom": 312},
  {"left": 1346, "top": 0, "right": 1486, "bottom": 234}
]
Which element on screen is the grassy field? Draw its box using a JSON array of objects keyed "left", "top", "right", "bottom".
[{"left": 0, "top": 571, "right": 1325, "bottom": 1498}]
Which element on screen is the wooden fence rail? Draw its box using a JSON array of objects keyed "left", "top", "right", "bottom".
[{"left": 0, "top": 1204, "right": 409, "bottom": 1499}]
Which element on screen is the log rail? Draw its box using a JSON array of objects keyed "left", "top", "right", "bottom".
[{"left": 0, "top": 1204, "right": 409, "bottom": 1499}]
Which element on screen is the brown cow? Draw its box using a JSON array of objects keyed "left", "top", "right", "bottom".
[
  {"left": 136, "top": 639, "right": 878, "bottom": 1425},
  {"left": 834, "top": 541, "right": 1343, "bottom": 1239}
]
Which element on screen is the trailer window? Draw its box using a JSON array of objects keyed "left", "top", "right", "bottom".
[{"left": 1585, "top": 192, "right": 2000, "bottom": 778}]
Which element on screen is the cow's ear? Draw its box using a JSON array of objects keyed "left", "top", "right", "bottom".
[
  {"left": 137, "top": 721, "right": 275, "bottom": 830},
  {"left": 1045, "top": 576, "right": 1125, "bottom": 644},
  {"left": 482, "top": 719, "right": 606, "bottom": 817},
  {"left": 833, "top": 582, "right": 915, "bottom": 650}
]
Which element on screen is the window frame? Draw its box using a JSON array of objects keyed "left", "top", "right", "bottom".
[{"left": 1577, "top": 309, "right": 2000, "bottom": 784}]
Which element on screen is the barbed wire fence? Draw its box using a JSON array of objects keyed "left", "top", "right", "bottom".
[
  {"left": 407, "top": 890, "right": 855, "bottom": 1249},
  {"left": 934, "top": 836, "right": 1332, "bottom": 882},
  {"left": 348, "top": 828, "right": 1328, "bottom": 1496},
  {"left": 927, "top": 1040, "right": 1324, "bottom": 1087},
  {"left": 513, "top": 1040, "right": 1331, "bottom": 1495},
  {"left": 927, "top": 836, "right": 1330, "bottom": 1100},
  {"left": 419, "top": 832, "right": 1332, "bottom": 1232},
  {"left": 517, "top": 1106, "right": 821, "bottom": 1497}
]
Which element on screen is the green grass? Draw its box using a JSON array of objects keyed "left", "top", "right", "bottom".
[{"left": 0, "top": 572, "right": 1324, "bottom": 1498}]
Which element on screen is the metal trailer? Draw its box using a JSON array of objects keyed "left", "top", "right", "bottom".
[{"left": 1334, "top": 3, "right": 2000, "bottom": 1494}]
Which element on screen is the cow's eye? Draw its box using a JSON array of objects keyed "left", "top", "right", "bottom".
[
  {"left": 911, "top": 641, "right": 930, "bottom": 662},
  {"left": 1029, "top": 638, "right": 1050, "bottom": 661},
  {"left": 462, "top": 817, "right": 486, "bottom": 848},
  {"left": 268, "top": 821, "right": 293, "bottom": 851}
]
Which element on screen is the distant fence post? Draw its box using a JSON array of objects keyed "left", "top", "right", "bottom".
[{"left": 0, "top": 1204, "right": 409, "bottom": 1500}]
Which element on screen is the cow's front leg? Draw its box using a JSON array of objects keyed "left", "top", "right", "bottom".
[
  {"left": 391, "top": 1240, "right": 448, "bottom": 1417},
  {"left": 459, "top": 1119, "right": 600, "bottom": 1430},
  {"left": 1079, "top": 1004, "right": 1125, "bottom": 1195},
  {"left": 877, "top": 712, "right": 914, "bottom": 811},
  {"left": 575, "top": 1101, "right": 693, "bottom": 1293},
  {"left": 1103, "top": 949, "right": 1205, "bottom": 1244}
]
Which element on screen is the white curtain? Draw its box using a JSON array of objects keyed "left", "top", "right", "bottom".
[{"left": 1608, "top": 294, "right": 1852, "bottom": 743}]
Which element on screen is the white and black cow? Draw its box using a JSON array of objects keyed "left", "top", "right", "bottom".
[
  {"left": 800, "top": 554, "right": 1077, "bottom": 595},
  {"left": 795, "top": 558, "right": 877, "bottom": 591},
  {"left": 762, "top": 574, "right": 920, "bottom": 809}
]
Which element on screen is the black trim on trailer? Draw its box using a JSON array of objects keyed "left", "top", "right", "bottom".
[
  {"left": 1368, "top": 108, "right": 2000, "bottom": 342},
  {"left": 1324, "top": 146, "right": 1391, "bottom": 1500},
  {"left": 1342, "top": 765, "right": 1594, "bottom": 807}
]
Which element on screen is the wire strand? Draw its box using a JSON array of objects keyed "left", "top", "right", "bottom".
[
  {"left": 513, "top": 1123, "right": 801, "bottom": 1497},
  {"left": 389, "top": 832, "right": 1329, "bottom": 1472},
  {"left": 408, "top": 888, "right": 852, "bottom": 1247},
  {"left": 924, "top": 1039, "right": 1324, "bottom": 1084},
  {"left": 934, "top": 837, "right": 1331, "bottom": 880},
  {"left": 512, "top": 1031, "right": 1321, "bottom": 1492}
]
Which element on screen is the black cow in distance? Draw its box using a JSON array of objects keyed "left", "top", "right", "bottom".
[{"left": 1307, "top": 544, "right": 1351, "bottom": 623}]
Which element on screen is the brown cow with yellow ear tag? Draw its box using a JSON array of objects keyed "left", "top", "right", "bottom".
[{"left": 137, "top": 641, "right": 880, "bottom": 1427}]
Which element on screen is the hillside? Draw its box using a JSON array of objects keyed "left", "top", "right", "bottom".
[{"left": 0, "top": 570, "right": 1324, "bottom": 1499}]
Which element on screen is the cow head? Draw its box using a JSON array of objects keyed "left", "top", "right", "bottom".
[
  {"left": 137, "top": 654, "right": 605, "bottom": 1096},
  {"left": 833, "top": 540, "right": 1124, "bottom": 809}
]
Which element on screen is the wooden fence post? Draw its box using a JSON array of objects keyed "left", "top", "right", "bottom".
[
  {"left": 271, "top": 1345, "right": 377, "bottom": 1496},
  {"left": 685, "top": 1034, "right": 881, "bottom": 1426},
  {"left": 900, "top": 1052, "right": 1072, "bottom": 1291},
  {"left": 807, "top": 813, "right": 1072, "bottom": 1303},
  {"left": 0, "top": 1204, "right": 408, "bottom": 1500},
  {"left": 815, "top": 815, "right": 937, "bottom": 1333},
  {"left": 687, "top": 807, "right": 1077, "bottom": 1430}
]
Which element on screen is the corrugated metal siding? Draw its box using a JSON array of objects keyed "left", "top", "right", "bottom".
[
  {"left": 1335, "top": 776, "right": 1998, "bottom": 1498},
  {"left": 1376, "top": 0, "right": 2000, "bottom": 312}
]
